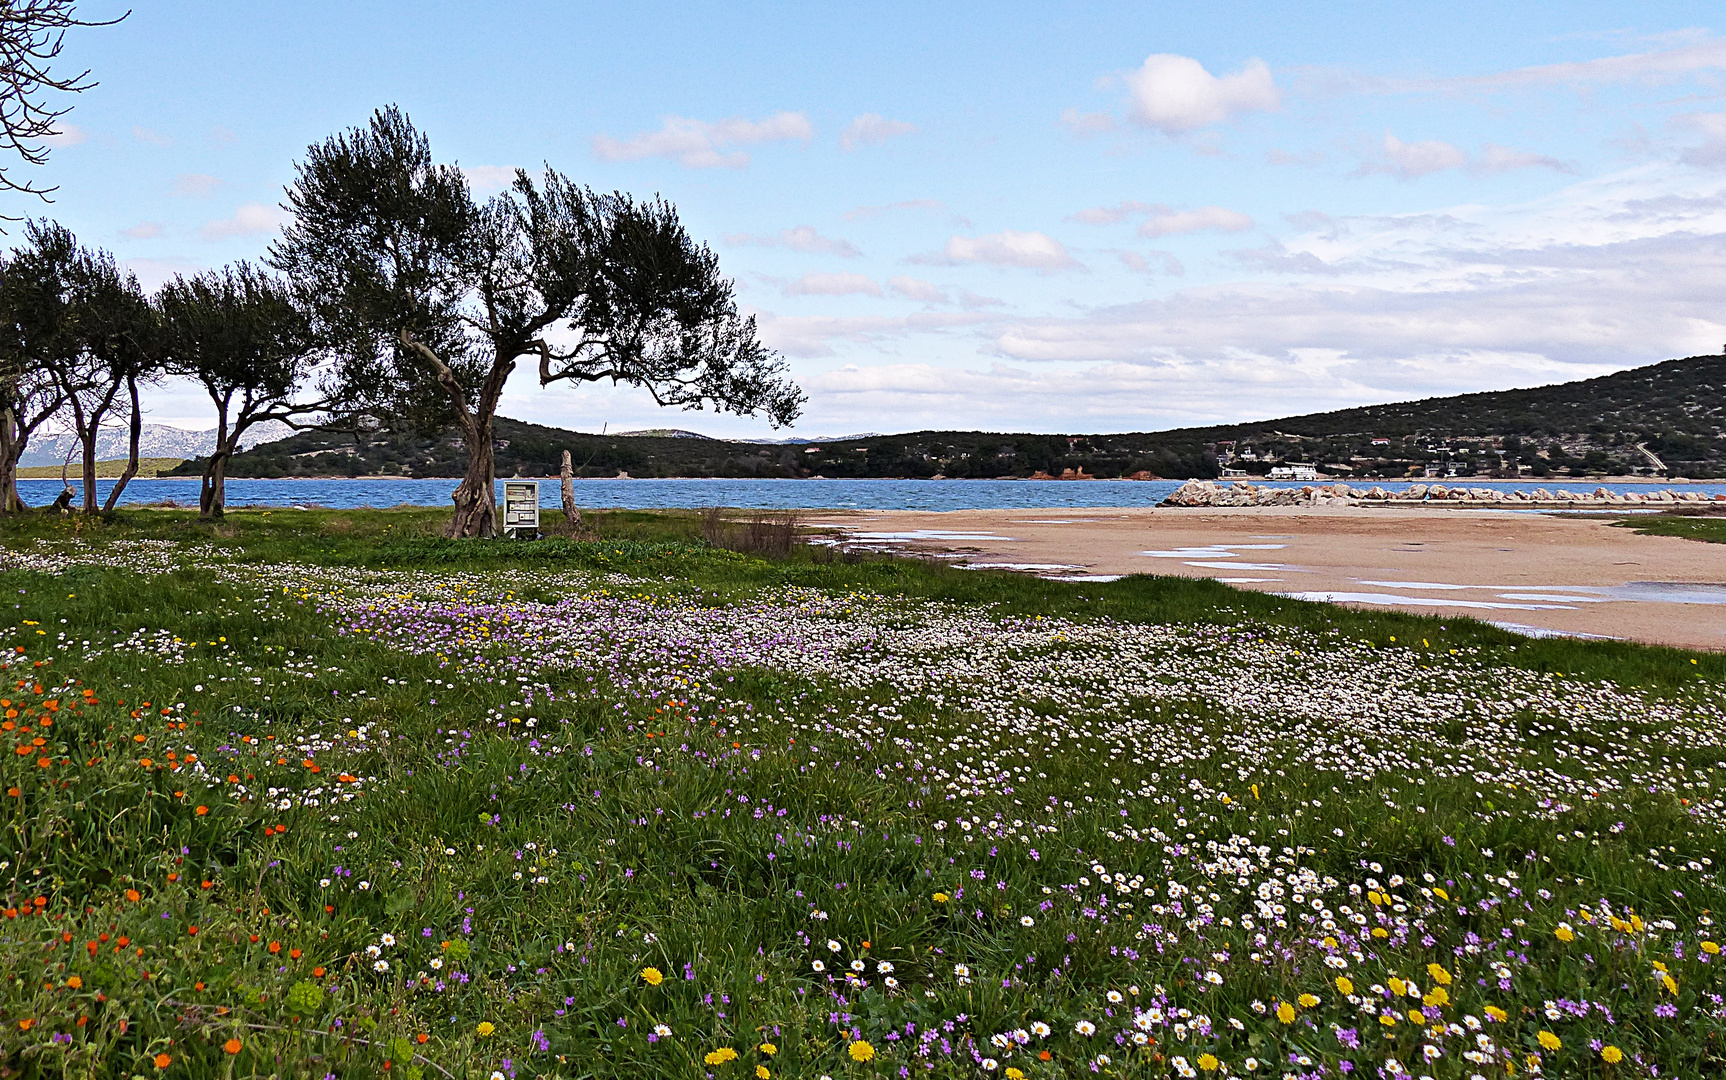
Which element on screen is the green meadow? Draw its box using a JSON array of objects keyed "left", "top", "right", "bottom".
[{"left": 2, "top": 509, "right": 1723, "bottom": 1079}]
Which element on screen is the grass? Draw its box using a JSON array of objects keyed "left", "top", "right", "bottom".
[
  {"left": 15, "top": 458, "right": 188, "bottom": 480},
  {"left": 1616, "top": 513, "right": 1726, "bottom": 545},
  {"left": 1, "top": 507, "right": 1724, "bottom": 1078}
]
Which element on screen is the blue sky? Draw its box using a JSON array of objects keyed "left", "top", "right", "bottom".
[{"left": 17, "top": 1, "right": 1726, "bottom": 436}]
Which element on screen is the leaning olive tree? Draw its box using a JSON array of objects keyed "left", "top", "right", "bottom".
[
  {"left": 269, "top": 107, "right": 803, "bottom": 537},
  {"left": 159, "top": 261, "right": 330, "bottom": 519}
]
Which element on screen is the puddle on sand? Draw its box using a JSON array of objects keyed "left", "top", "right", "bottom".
[
  {"left": 1219, "top": 577, "right": 1283, "bottom": 583},
  {"left": 960, "top": 562, "right": 1083, "bottom": 572},
  {"left": 1487, "top": 621, "right": 1622, "bottom": 641},
  {"left": 1140, "top": 544, "right": 1287, "bottom": 558},
  {"left": 1277, "top": 591, "right": 1577, "bottom": 611},
  {"left": 1046, "top": 573, "right": 1126, "bottom": 583}
]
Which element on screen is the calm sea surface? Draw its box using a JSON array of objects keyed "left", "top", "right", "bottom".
[{"left": 17, "top": 476, "right": 1726, "bottom": 512}]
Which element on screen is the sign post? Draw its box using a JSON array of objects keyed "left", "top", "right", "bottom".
[{"left": 503, "top": 481, "right": 540, "bottom": 539}]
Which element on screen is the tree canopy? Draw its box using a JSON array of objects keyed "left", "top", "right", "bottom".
[{"left": 270, "top": 106, "right": 802, "bottom": 536}]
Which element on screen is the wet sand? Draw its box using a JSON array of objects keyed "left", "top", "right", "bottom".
[{"left": 806, "top": 507, "right": 1726, "bottom": 651}]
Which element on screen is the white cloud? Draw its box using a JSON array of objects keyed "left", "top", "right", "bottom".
[
  {"left": 783, "top": 272, "right": 881, "bottom": 297},
  {"left": 1378, "top": 133, "right": 1468, "bottom": 179},
  {"left": 119, "top": 222, "right": 163, "bottom": 240},
  {"left": 726, "top": 225, "right": 861, "bottom": 257},
  {"left": 591, "top": 112, "right": 813, "bottom": 169},
  {"left": 200, "top": 202, "right": 289, "bottom": 240},
  {"left": 1138, "top": 206, "right": 1254, "bottom": 238},
  {"left": 1124, "top": 54, "right": 1279, "bottom": 134},
  {"left": 169, "top": 173, "right": 224, "bottom": 198},
  {"left": 1361, "top": 133, "right": 1571, "bottom": 179},
  {"left": 1678, "top": 111, "right": 1726, "bottom": 167},
  {"left": 921, "top": 230, "right": 1080, "bottom": 270},
  {"left": 1069, "top": 200, "right": 1158, "bottom": 225},
  {"left": 462, "top": 165, "right": 519, "bottom": 193},
  {"left": 43, "top": 124, "right": 85, "bottom": 146},
  {"left": 1058, "top": 107, "right": 1116, "bottom": 136},
  {"left": 840, "top": 113, "right": 916, "bottom": 150},
  {"left": 1476, "top": 143, "right": 1572, "bottom": 174},
  {"left": 845, "top": 198, "right": 943, "bottom": 220},
  {"left": 888, "top": 275, "right": 948, "bottom": 303},
  {"left": 1068, "top": 201, "right": 1251, "bottom": 237},
  {"left": 132, "top": 126, "right": 171, "bottom": 147}
]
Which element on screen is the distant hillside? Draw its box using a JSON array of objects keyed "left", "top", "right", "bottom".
[
  {"left": 16, "top": 457, "right": 185, "bottom": 479},
  {"left": 181, "top": 353, "right": 1726, "bottom": 482}
]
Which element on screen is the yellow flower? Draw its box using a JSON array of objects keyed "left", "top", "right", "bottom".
[
  {"left": 1297, "top": 993, "right": 1319, "bottom": 1008},
  {"left": 756, "top": 1067, "right": 770, "bottom": 1079},
  {"left": 1426, "top": 963, "right": 1452, "bottom": 986},
  {"left": 476, "top": 1022, "right": 496, "bottom": 1037},
  {"left": 849, "top": 1040, "right": 876, "bottom": 1062},
  {"left": 933, "top": 892, "right": 949, "bottom": 903},
  {"left": 705, "top": 1048, "right": 739, "bottom": 1066},
  {"left": 1433, "top": 887, "right": 1450, "bottom": 901},
  {"left": 1407, "top": 1009, "right": 1424, "bottom": 1025},
  {"left": 758, "top": 1043, "right": 777, "bottom": 1056},
  {"left": 1601, "top": 1045, "right": 1623, "bottom": 1064},
  {"left": 1423, "top": 987, "right": 1450, "bottom": 1008},
  {"left": 1276, "top": 1001, "right": 1296, "bottom": 1024},
  {"left": 1555, "top": 924, "right": 1575, "bottom": 943},
  {"left": 1388, "top": 977, "right": 1407, "bottom": 997},
  {"left": 1197, "top": 1053, "right": 1220, "bottom": 1072},
  {"left": 1378, "top": 1014, "right": 1397, "bottom": 1027},
  {"left": 1537, "top": 1031, "right": 1561, "bottom": 1051},
  {"left": 1006, "top": 1071, "right": 1026, "bottom": 1080},
  {"left": 1335, "top": 976, "right": 1355, "bottom": 996},
  {"left": 1371, "top": 927, "right": 1389, "bottom": 938},
  {"left": 641, "top": 966, "right": 664, "bottom": 986},
  {"left": 1703, "top": 940, "right": 1721, "bottom": 955},
  {"left": 1662, "top": 973, "right": 1679, "bottom": 995},
  {"left": 1484, "top": 1005, "right": 1508, "bottom": 1022}
]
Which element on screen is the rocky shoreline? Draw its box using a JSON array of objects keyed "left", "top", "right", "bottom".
[{"left": 1161, "top": 479, "right": 1726, "bottom": 509}]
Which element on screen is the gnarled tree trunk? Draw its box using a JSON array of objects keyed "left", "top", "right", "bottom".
[
  {"left": 447, "top": 411, "right": 497, "bottom": 537},
  {"left": 0, "top": 405, "right": 30, "bottom": 513}
]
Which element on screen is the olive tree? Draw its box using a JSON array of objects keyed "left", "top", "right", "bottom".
[
  {"left": 269, "top": 107, "right": 802, "bottom": 537},
  {"left": 159, "top": 261, "right": 328, "bottom": 518}
]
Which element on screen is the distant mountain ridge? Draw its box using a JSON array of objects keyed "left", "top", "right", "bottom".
[
  {"left": 19, "top": 421, "right": 294, "bottom": 469},
  {"left": 180, "top": 353, "right": 1726, "bottom": 481}
]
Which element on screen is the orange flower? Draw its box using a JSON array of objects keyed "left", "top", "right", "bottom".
[
  {"left": 312, "top": 966, "right": 325, "bottom": 977},
  {"left": 194, "top": 805, "right": 209, "bottom": 816},
  {"left": 65, "top": 976, "right": 81, "bottom": 989},
  {"left": 124, "top": 889, "right": 140, "bottom": 902},
  {"left": 289, "top": 948, "right": 302, "bottom": 959},
  {"left": 417, "top": 1033, "right": 429, "bottom": 1044},
  {"left": 194, "top": 982, "right": 205, "bottom": 991},
  {"left": 153, "top": 1053, "right": 171, "bottom": 1069},
  {"left": 223, "top": 1038, "right": 242, "bottom": 1054},
  {"left": 268, "top": 941, "right": 281, "bottom": 954}
]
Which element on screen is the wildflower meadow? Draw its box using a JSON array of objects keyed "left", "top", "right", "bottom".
[{"left": 2, "top": 509, "right": 1724, "bottom": 1080}]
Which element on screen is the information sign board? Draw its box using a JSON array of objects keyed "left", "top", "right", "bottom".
[{"left": 503, "top": 481, "right": 540, "bottom": 534}]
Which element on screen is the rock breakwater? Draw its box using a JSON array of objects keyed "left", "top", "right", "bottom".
[{"left": 1161, "top": 479, "right": 1726, "bottom": 509}]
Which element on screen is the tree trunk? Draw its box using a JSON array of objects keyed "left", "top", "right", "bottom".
[
  {"left": 0, "top": 404, "right": 27, "bottom": 514},
  {"left": 199, "top": 452, "right": 230, "bottom": 519},
  {"left": 79, "top": 429, "right": 98, "bottom": 515},
  {"left": 101, "top": 377, "right": 142, "bottom": 513},
  {"left": 560, "top": 450, "right": 580, "bottom": 531},
  {"left": 446, "top": 413, "right": 497, "bottom": 538}
]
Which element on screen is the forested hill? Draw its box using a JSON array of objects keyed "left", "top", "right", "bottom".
[{"left": 176, "top": 352, "right": 1726, "bottom": 481}]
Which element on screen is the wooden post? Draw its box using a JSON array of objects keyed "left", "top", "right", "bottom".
[{"left": 560, "top": 450, "right": 580, "bottom": 530}]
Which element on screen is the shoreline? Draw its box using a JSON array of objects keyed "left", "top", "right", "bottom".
[{"left": 805, "top": 505, "right": 1726, "bottom": 651}]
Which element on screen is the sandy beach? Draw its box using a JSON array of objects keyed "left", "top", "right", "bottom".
[{"left": 808, "top": 506, "right": 1726, "bottom": 651}]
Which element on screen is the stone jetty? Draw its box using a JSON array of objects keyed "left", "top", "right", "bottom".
[{"left": 1160, "top": 479, "right": 1725, "bottom": 509}]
